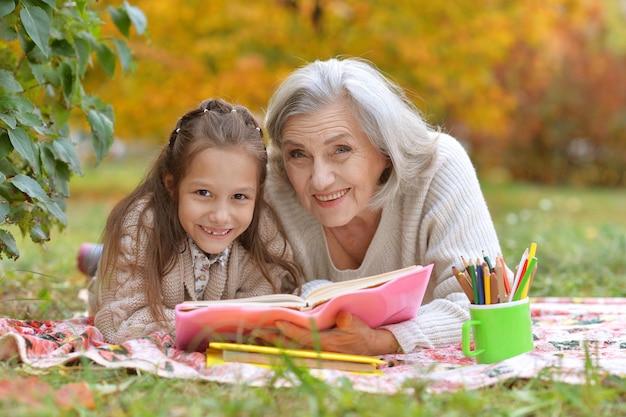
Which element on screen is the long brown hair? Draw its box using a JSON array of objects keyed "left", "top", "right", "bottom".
[{"left": 98, "top": 98, "right": 301, "bottom": 323}]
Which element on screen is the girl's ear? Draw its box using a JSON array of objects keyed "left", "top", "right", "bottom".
[{"left": 163, "top": 173, "right": 174, "bottom": 196}]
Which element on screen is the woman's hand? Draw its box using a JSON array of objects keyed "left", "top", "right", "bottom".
[{"left": 257, "top": 311, "right": 401, "bottom": 356}]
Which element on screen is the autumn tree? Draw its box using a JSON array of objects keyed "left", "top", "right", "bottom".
[{"left": 86, "top": 0, "right": 626, "bottom": 186}]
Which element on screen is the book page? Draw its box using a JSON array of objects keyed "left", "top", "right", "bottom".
[
  {"left": 304, "top": 265, "right": 422, "bottom": 308},
  {"left": 177, "top": 293, "right": 307, "bottom": 311}
]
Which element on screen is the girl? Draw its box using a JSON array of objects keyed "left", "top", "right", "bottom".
[{"left": 89, "top": 98, "right": 301, "bottom": 344}]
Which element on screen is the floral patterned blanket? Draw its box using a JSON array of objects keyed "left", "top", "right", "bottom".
[{"left": 2, "top": 297, "right": 626, "bottom": 394}]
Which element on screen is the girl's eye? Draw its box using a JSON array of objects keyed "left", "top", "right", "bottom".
[
  {"left": 197, "top": 190, "right": 211, "bottom": 197},
  {"left": 233, "top": 193, "right": 248, "bottom": 200}
]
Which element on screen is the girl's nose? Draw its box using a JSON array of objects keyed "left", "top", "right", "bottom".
[{"left": 208, "top": 202, "right": 230, "bottom": 224}]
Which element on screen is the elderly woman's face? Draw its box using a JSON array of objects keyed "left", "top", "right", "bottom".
[{"left": 280, "top": 99, "right": 390, "bottom": 228}]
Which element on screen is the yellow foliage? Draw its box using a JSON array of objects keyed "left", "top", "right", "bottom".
[{"left": 84, "top": 0, "right": 621, "bottom": 158}]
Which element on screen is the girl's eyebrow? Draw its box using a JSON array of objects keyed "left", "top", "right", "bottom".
[
  {"left": 234, "top": 186, "right": 257, "bottom": 194},
  {"left": 186, "top": 180, "right": 257, "bottom": 194}
]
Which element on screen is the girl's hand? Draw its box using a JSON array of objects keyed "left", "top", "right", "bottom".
[{"left": 258, "top": 311, "right": 401, "bottom": 356}]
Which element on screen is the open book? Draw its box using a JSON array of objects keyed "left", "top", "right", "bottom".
[
  {"left": 207, "top": 342, "right": 386, "bottom": 374},
  {"left": 175, "top": 263, "right": 433, "bottom": 351}
]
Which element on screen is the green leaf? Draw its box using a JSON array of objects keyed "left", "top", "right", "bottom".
[
  {"left": 59, "top": 61, "right": 74, "bottom": 104},
  {"left": 44, "top": 200, "right": 67, "bottom": 224},
  {"left": 0, "top": 132, "right": 12, "bottom": 159},
  {"left": 0, "top": 69, "right": 23, "bottom": 92},
  {"left": 15, "top": 109, "right": 44, "bottom": 133},
  {"left": 0, "top": 201, "right": 9, "bottom": 221},
  {"left": 87, "top": 109, "right": 114, "bottom": 163},
  {"left": 74, "top": 36, "right": 91, "bottom": 75},
  {"left": 29, "top": 222, "right": 48, "bottom": 242},
  {"left": 51, "top": 136, "right": 82, "bottom": 176},
  {"left": 124, "top": 1, "right": 147, "bottom": 35},
  {"left": 28, "top": 62, "right": 47, "bottom": 85},
  {"left": 0, "top": 229, "right": 19, "bottom": 260},
  {"left": 52, "top": 159, "right": 72, "bottom": 197},
  {"left": 109, "top": 5, "right": 131, "bottom": 38},
  {"left": 10, "top": 174, "right": 50, "bottom": 203},
  {"left": 9, "top": 203, "right": 30, "bottom": 224},
  {"left": 0, "top": 19, "right": 18, "bottom": 41},
  {"left": 39, "top": 145, "right": 72, "bottom": 199},
  {"left": 95, "top": 43, "right": 116, "bottom": 78},
  {"left": 29, "top": 62, "right": 61, "bottom": 87},
  {"left": 50, "top": 101, "right": 71, "bottom": 128},
  {"left": 0, "top": 84, "right": 36, "bottom": 112},
  {"left": 74, "top": 0, "right": 87, "bottom": 14},
  {"left": 0, "top": 113, "right": 17, "bottom": 129},
  {"left": 37, "top": 0, "right": 57, "bottom": 9},
  {"left": 7, "top": 127, "right": 40, "bottom": 174},
  {"left": 0, "top": 160, "right": 16, "bottom": 180},
  {"left": 113, "top": 38, "right": 134, "bottom": 73},
  {"left": 50, "top": 38, "right": 75, "bottom": 57},
  {"left": 40, "top": 144, "right": 57, "bottom": 180},
  {"left": 20, "top": 5, "right": 50, "bottom": 58},
  {"left": 0, "top": 1, "right": 15, "bottom": 18}
]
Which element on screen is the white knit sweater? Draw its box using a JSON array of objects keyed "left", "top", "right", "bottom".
[{"left": 264, "top": 133, "right": 504, "bottom": 352}]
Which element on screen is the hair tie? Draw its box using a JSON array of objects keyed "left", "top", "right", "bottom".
[
  {"left": 176, "top": 128, "right": 180, "bottom": 133},
  {"left": 203, "top": 108, "right": 209, "bottom": 113},
  {"left": 231, "top": 109, "right": 237, "bottom": 113}
]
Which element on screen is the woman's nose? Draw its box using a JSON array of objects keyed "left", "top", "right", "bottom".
[{"left": 310, "top": 158, "right": 335, "bottom": 190}]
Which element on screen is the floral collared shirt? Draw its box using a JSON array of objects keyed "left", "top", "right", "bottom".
[{"left": 188, "top": 237, "right": 231, "bottom": 299}]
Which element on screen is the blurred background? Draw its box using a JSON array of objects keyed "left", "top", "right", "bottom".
[
  {"left": 83, "top": 0, "right": 626, "bottom": 187},
  {"left": 3, "top": 0, "right": 626, "bottom": 318}
]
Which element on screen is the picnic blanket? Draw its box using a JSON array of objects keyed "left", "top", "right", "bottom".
[{"left": 2, "top": 297, "right": 626, "bottom": 394}]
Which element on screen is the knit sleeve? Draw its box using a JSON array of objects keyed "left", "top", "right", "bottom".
[
  {"left": 382, "top": 134, "right": 504, "bottom": 351},
  {"left": 94, "top": 203, "right": 176, "bottom": 343}
]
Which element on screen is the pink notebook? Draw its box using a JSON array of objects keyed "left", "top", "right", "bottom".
[{"left": 175, "top": 263, "right": 433, "bottom": 351}]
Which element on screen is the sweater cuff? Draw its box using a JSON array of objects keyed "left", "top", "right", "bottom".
[{"left": 381, "top": 295, "right": 470, "bottom": 352}]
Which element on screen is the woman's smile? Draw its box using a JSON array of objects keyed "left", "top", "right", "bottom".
[{"left": 313, "top": 188, "right": 350, "bottom": 202}]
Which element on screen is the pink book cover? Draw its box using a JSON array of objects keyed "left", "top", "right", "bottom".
[{"left": 175, "top": 263, "right": 433, "bottom": 351}]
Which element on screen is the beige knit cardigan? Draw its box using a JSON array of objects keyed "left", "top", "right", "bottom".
[{"left": 91, "top": 197, "right": 296, "bottom": 344}]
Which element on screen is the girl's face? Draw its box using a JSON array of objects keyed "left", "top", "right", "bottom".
[
  {"left": 281, "top": 98, "right": 390, "bottom": 228},
  {"left": 177, "top": 146, "right": 259, "bottom": 255}
]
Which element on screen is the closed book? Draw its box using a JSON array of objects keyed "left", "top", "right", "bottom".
[{"left": 208, "top": 342, "right": 386, "bottom": 374}]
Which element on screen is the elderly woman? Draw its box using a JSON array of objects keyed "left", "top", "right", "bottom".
[{"left": 262, "top": 57, "right": 505, "bottom": 355}]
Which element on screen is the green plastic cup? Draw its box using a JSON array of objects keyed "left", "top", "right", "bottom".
[{"left": 461, "top": 298, "right": 533, "bottom": 364}]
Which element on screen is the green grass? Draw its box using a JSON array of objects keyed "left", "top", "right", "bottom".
[
  {"left": 483, "top": 181, "right": 626, "bottom": 298},
  {"left": 2, "top": 152, "right": 626, "bottom": 416}
]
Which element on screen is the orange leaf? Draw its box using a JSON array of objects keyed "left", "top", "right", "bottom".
[{"left": 55, "top": 381, "right": 96, "bottom": 410}]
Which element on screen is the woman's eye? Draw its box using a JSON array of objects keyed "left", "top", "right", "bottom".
[
  {"left": 336, "top": 145, "right": 351, "bottom": 154},
  {"left": 288, "top": 149, "right": 306, "bottom": 159},
  {"left": 197, "top": 190, "right": 211, "bottom": 197}
]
